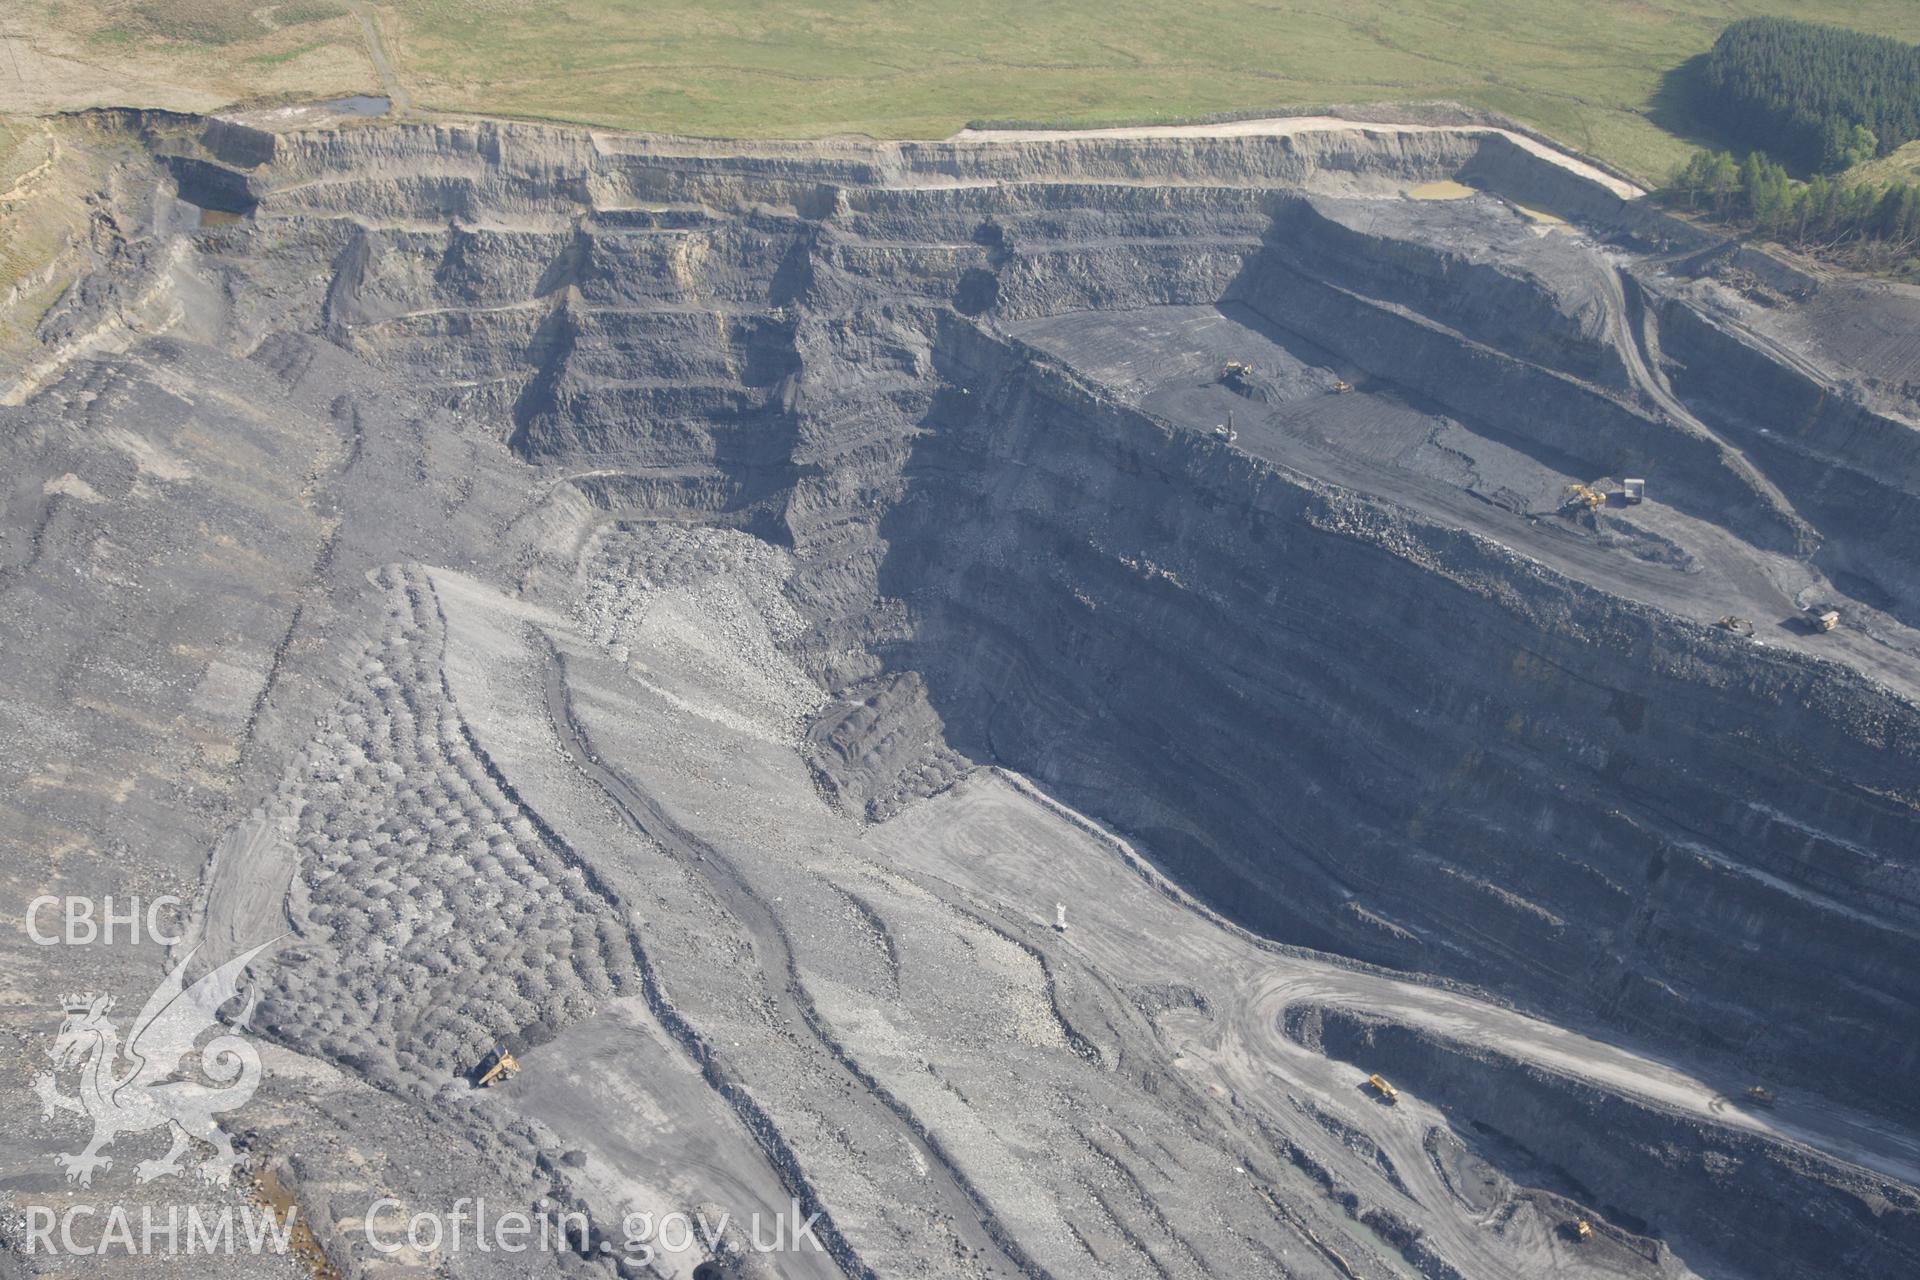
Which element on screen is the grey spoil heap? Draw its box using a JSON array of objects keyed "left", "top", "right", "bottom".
[{"left": 2, "top": 110, "right": 1917, "bottom": 1280}]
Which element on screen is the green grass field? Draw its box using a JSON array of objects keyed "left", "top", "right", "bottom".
[
  {"left": 372, "top": 1, "right": 1920, "bottom": 183},
  {"left": 1842, "top": 139, "right": 1920, "bottom": 189},
  {"left": 16, "top": 1, "right": 1920, "bottom": 185}
]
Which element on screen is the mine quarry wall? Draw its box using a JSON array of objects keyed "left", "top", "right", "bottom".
[
  {"left": 1262, "top": 198, "right": 1629, "bottom": 386},
  {"left": 143, "top": 114, "right": 1920, "bottom": 1135},
  {"left": 1230, "top": 210, "right": 1804, "bottom": 554},
  {"left": 1309, "top": 1007, "right": 1920, "bottom": 1280},
  {"left": 165, "top": 113, "right": 1586, "bottom": 217},
  {"left": 1651, "top": 297, "right": 1920, "bottom": 618},
  {"left": 885, "top": 327, "right": 1920, "bottom": 1126}
]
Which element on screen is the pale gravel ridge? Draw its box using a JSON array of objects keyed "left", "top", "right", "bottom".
[{"left": 953, "top": 115, "right": 1646, "bottom": 199}]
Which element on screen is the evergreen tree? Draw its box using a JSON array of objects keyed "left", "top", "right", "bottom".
[
  {"left": 1697, "top": 19, "right": 1920, "bottom": 173},
  {"left": 1660, "top": 145, "right": 1920, "bottom": 272},
  {"left": 1706, "top": 152, "right": 1740, "bottom": 215}
]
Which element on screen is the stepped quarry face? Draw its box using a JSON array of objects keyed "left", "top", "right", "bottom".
[{"left": 2, "top": 112, "right": 1919, "bottom": 1280}]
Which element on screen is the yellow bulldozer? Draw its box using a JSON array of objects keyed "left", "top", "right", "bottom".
[
  {"left": 1575, "top": 1219, "right": 1594, "bottom": 1242},
  {"left": 1744, "top": 1085, "right": 1777, "bottom": 1108}
]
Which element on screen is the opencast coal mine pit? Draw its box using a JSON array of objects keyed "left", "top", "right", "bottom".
[{"left": 4, "top": 111, "right": 1920, "bottom": 1280}]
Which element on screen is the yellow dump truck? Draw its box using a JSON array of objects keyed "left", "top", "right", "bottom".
[{"left": 477, "top": 1044, "right": 520, "bottom": 1087}]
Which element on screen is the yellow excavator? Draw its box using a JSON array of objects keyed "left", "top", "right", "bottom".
[
  {"left": 1331, "top": 378, "right": 1352, "bottom": 393},
  {"left": 1367, "top": 1073, "right": 1399, "bottom": 1104},
  {"left": 477, "top": 1045, "right": 520, "bottom": 1088},
  {"left": 1221, "top": 360, "right": 1253, "bottom": 384},
  {"left": 1563, "top": 482, "right": 1607, "bottom": 511},
  {"left": 1575, "top": 1219, "right": 1594, "bottom": 1242}
]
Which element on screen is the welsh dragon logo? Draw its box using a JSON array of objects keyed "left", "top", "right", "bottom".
[{"left": 32, "top": 939, "right": 279, "bottom": 1188}]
